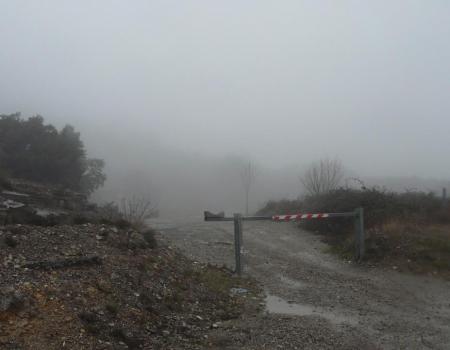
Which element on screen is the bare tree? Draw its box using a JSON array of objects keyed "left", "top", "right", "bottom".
[
  {"left": 240, "top": 161, "right": 258, "bottom": 215},
  {"left": 300, "top": 158, "right": 344, "bottom": 195},
  {"left": 119, "top": 195, "right": 158, "bottom": 229}
]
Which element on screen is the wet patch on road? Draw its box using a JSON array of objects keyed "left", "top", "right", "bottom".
[
  {"left": 278, "top": 274, "right": 308, "bottom": 289},
  {"left": 265, "top": 294, "right": 359, "bottom": 326}
]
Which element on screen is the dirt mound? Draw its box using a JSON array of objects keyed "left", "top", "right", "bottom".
[{"left": 0, "top": 224, "right": 255, "bottom": 349}]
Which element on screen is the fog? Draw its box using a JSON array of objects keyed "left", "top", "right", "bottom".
[{"left": 1, "top": 1, "right": 450, "bottom": 216}]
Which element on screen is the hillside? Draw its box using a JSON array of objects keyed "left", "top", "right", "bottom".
[{"left": 0, "top": 223, "right": 257, "bottom": 349}]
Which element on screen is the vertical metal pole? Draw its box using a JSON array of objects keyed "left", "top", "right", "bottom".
[
  {"left": 233, "top": 213, "right": 243, "bottom": 275},
  {"left": 245, "top": 190, "right": 249, "bottom": 216},
  {"left": 354, "top": 207, "right": 365, "bottom": 261},
  {"left": 240, "top": 216, "right": 244, "bottom": 271},
  {"left": 442, "top": 188, "right": 447, "bottom": 208}
]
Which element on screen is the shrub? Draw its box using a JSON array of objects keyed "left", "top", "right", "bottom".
[
  {"left": 141, "top": 229, "right": 157, "bottom": 249},
  {"left": 105, "top": 302, "right": 119, "bottom": 315},
  {"left": 4, "top": 235, "right": 18, "bottom": 248},
  {"left": 72, "top": 215, "right": 90, "bottom": 225},
  {"left": 258, "top": 187, "right": 450, "bottom": 234},
  {"left": 256, "top": 199, "right": 304, "bottom": 216},
  {"left": 0, "top": 168, "right": 12, "bottom": 190},
  {"left": 114, "top": 218, "right": 132, "bottom": 230},
  {"left": 95, "top": 202, "right": 135, "bottom": 229},
  {"left": 96, "top": 202, "right": 123, "bottom": 222},
  {"left": 119, "top": 196, "right": 157, "bottom": 230}
]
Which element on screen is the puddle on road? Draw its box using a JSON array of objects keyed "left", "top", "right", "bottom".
[{"left": 265, "top": 294, "right": 358, "bottom": 325}]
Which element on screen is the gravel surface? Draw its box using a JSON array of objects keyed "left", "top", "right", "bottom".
[
  {"left": 153, "top": 216, "right": 450, "bottom": 350},
  {"left": 0, "top": 223, "right": 256, "bottom": 349}
]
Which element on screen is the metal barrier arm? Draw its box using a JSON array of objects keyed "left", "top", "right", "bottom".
[
  {"left": 204, "top": 211, "right": 356, "bottom": 222},
  {"left": 204, "top": 213, "right": 272, "bottom": 221},
  {"left": 272, "top": 212, "right": 355, "bottom": 221},
  {"left": 203, "top": 208, "right": 365, "bottom": 275}
]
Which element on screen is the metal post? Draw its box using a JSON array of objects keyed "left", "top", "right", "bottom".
[
  {"left": 233, "top": 213, "right": 243, "bottom": 275},
  {"left": 354, "top": 207, "right": 365, "bottom": 261},
  {"left": 442, "top": 188, "right": 447, "bottom": 208}
]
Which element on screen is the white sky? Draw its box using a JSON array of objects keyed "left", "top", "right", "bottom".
[{"left": 1, "top": 1, "right": 450, "bottom": 189}]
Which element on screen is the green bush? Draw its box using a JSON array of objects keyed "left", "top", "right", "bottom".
[{"left": 258, "top": 188, "right": 450, "bottom": 234}]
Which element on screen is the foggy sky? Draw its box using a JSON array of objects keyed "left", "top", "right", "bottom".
[{"left": 1, "top": 1, "right": 450, "bottom": 215}]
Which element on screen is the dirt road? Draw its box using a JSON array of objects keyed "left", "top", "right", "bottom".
[{"left": 150, "top": 217, "right": 450, "bottom": 350}]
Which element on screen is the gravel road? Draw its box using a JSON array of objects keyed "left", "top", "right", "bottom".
[{"left": 150, "top": 217, "right": 450, "bottom": 350}]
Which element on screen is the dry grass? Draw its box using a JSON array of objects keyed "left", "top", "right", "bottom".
[
  {"left": 323, "top": 220, "right": 450, "bottom": 279},
  {"left": 365, "top": 220, "right": 450, "bottom": 277}
]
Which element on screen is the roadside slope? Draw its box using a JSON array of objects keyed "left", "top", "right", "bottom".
[{"left": 0, "top": 223, "right": 254, "bottom": 350}]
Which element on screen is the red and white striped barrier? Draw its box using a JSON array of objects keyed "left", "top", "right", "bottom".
[
  {"left": 204, "top": 207, "right": 365, "bottom": 267},
  {"left": 272, "top": 213, "right": 330, "bottom": 221}
]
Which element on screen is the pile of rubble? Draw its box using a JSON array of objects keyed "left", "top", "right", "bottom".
[
  {"left": 0, "top": 224, "right": 256, "bottom": 349},
  {"left": 0, "top": 179, "right": 88, "bottom": 225}
]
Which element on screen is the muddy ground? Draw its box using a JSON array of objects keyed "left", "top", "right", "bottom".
[{"left": 152, "top": 217, "right": 450, "bottom": 350}]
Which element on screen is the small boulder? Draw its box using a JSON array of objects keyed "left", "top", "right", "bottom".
[
  {"left": 141, "top": 229, "right": 157, "bottom": 249},
  {"left": 4, "top": 234, "right": 18, "bottom": 248},
  {"left": 0, "top": 286, "right": 26, "bottom": 312},
  {"left": 128, "top": 231, "right": 148, "bottom": 249}
]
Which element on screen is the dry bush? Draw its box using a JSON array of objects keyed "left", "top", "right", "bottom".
[
  {"left": 256, "top": 199, "right": 303, "bottom": 216},
  {"left": 365, "top": 219, "right": 450, "bottom": 273},
  {"left": 119, "top": 196, "right": 158, "bottom": 229}
]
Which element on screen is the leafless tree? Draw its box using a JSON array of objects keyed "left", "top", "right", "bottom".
[
  {"left": 240, "top": 161, "right": 258, "bottom": 215},
  {"left": 119, "top": 195, "right": 158, "bottom": 229},
  {"left": 300, "top": 158, "right": 344, "bottom": 195}
]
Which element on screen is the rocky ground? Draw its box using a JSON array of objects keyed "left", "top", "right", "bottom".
[
  {"left": 2, "top": 216, "right": 449, "bottom": 349},
  {"left": 153, "top": 217, "right": 450, "bottom": 350},
  {"left": 0, "top": 224, "right": 259, "bottom": 349}
]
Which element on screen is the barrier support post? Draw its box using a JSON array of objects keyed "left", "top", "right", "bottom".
[
  {"left": 233, "top": 213, "right": 243, "bottom": 275},
  {"left": 354, "top": 207, "right": 365, "bottom": 261}
]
